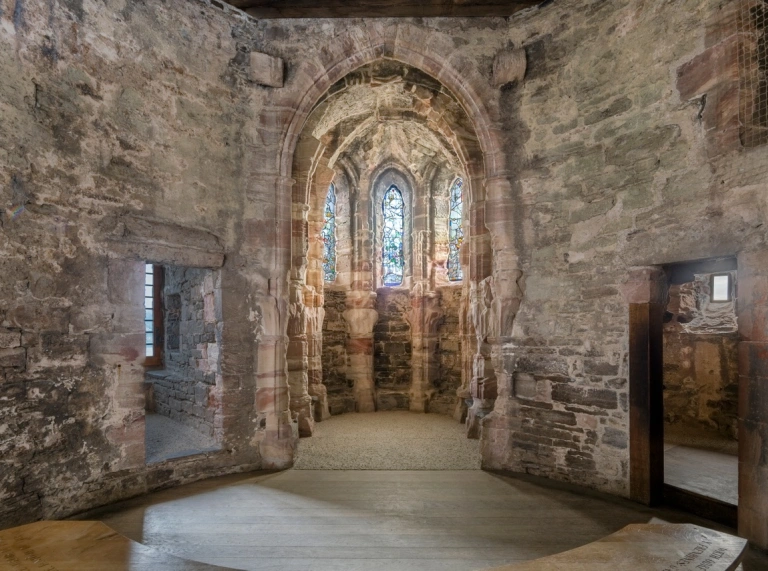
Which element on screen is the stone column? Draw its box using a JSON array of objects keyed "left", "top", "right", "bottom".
[
  {"left": 466, "top": 276, "right": 497, "bottom": 438},
  {"left": 343, "top": 185, "right": 378, "bottom": 412},
  {"left": 255, "top": 175, "right": 295, "bottom": 468},
  {"left": 476, "top": 176, "right": 523, "bottom": 447},
  {"left": 344, "top": 292, "right": 378, "bottom": 412},
  {"left": 407, "top": 288, "right": 443, "bottom": 412},
  {"left": 306, "top": 287, "right": 330, "bottom": 421},
  {"left": 305, "top": 209, "right": 331, "bottom": 423},
  {"left": 287, "top": 280, "right": 314, "bottom": 437},
  {"left": 737, "top": 249, "right": 768, "bottom": 549}
]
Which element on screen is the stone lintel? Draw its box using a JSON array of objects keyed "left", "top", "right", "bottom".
[{"left": 620, "top": 266, "right": 666, "bottom": 304}]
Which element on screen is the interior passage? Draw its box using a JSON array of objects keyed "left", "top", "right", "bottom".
[{"left": 293, "top": 412, "right": 481, "bottom": 470}]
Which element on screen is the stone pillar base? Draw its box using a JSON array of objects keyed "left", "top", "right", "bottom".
[
  {"left": 354, "top": 388, "right": 376, "bottom": 412},
  {"left": 454, "top": 397, "right": 469, "bottom": 423},
  {"left": 466, "top": 398, "right": 495, "bottom": 439}
]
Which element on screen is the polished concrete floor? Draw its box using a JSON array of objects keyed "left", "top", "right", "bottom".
[
  {"left": 83, "top": 469, "right": 768, "bottom": 571},
  {"left": 665, "top": 445, "right": 738, "bottom": 506}
]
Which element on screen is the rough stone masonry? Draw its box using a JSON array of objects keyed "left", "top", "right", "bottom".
[{"left": 0, "top": 0, "right": 767, "bottom": 551}]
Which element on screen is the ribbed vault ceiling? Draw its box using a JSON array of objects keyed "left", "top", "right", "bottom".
[{"left": 298, "top": 60, "right": 478, "bottom": 185}]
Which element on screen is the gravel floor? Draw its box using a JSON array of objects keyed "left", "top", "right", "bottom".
[
  {"left": 293, "top": 411, "right": 481, "bottom": 470},
  {"left": 145, "top": 413, "right": 220, "bottom": 464}
]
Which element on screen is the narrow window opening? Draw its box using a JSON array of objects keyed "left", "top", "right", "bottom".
[
  {"left": 711, "top": 273, "right": 732, "bottom": 302},
  {"left": 447, "top": 177, "right": 464, "bottom": 282},
  {"left": 144, "top": 263, "right": 163, "bottom": 367},
  {"left": 322, "top": 183, "right": 337, "bottom": 283},
  {"left": 382, "top": 185, "right": 404, "bottom": 286}
]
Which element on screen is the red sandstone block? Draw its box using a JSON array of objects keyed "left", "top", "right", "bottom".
[
  {"left": 740, "top": 370, "right": 768, "bottom": 423},
  {"left": 738, "top": 343, "right": 768, "bottom": 380},
  {"left": 677, "top": 35, "right": 739, "bottom": 101},
  {"left": 347, "top": 338, "right": 373, "bottom": 354},
  {"left": 255, "top": 386, "right": 289, "bottom": 411},
  {"left": 739, "top": 307, "right": 768, "bottom": 341}
]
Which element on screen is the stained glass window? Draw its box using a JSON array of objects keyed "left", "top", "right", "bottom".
[
  {"left": 144, "top": 263, "right": 154, "bottom": 357},
  {"left": 447, "top": 177, "right": 464, "bottom": 281},
  {"left": 322, "top": 183, "right": 337, "bottom": 283},
  {"left": 382, "top": 185, "right": 404, "bottom": 286}
]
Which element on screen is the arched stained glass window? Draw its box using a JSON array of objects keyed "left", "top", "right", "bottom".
[
  {"left": 382, "top": 185, "right": 404, "bottom": 286},
  {"left": 447, "top": 177, "right": 464, "bottom": 281},
  {"left": 322, "top": 183, "right": 337, "bottom": 283}
]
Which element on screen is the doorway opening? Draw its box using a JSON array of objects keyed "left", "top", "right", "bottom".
[
  {"left": 143, "top": 263, "right": 223, "bottom": 464},
  {"left": 661, "top": 258, "right": 739, "bottom": 526}
]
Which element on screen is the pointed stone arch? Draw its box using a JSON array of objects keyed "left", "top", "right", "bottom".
[{"left": 251, "top": 22, "right": 522, "bottom": 464}]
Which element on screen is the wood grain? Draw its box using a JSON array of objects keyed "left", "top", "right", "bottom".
[{"left": 223, "top": 0, "right": 542, "bottom": 19}]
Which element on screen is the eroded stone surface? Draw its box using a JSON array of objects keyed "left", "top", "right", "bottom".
[{"left": 1, "top": 0, "right": 768, "bottom": 552}]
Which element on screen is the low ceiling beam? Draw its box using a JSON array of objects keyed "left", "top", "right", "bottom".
[{"left": 223, "top": 0, "right": 543, "bottom": 19}]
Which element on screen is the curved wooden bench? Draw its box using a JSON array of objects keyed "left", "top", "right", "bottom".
[
  {"left": 488, "top": 522, "right": 747, "bottom": 571},
  {"left": 0, "top": 521, "right": 235, "bottom": 570},
  {"left": 0, "top": 520, "right": 748, "bottom": 570}
]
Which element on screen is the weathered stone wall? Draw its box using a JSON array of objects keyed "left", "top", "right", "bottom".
[
  {"left": 148, "top": 267, "right": 222, "bottom": 438},
  {"left": 432, "top": 286, "right": 463, "bottom": 416},
  {"left": 0, "top": 0, "right": 269, "bottom": 528},
  {"left": 663, "top": 275, "right": 739, "bottom": 440},
  {"left": 2, "top": 0, "right": 768, "bottom": 548},
  {"left": 483, "top": 0, "right": 768, "bottom": 503},
  {"left": 373, "top": 288, "right": 412, "bottom": 410},
  {"left": 321, "top": 289, "right": 353, "bottom": 415}
]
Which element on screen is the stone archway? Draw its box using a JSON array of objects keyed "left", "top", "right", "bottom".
[{"left": 251, "top": 23, "right": 523, "bottom": 465}]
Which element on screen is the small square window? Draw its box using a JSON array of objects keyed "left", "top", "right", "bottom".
[{"left": 711, "top": 274, "right": 732, "bottom": 302}]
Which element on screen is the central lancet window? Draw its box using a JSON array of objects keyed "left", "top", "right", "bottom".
[
  {"left": 447, "top": 177, "right": 464, "bottom": 281},
  {"left": 322, "top": 183, "right": 337, "bottom": 283},
  {"left": 382, "top": 185, "right": 405, "bottom": 286}
]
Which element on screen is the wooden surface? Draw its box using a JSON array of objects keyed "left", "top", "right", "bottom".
[
  {"left": 629, "top": 302, "right": 665, "bottom": 505},
  {"left": 81, "top": 469, "right": 768, "bottom": 571},
  {"left": 224, "top": 0, "right": 542, "bottom": 18},
  {"left": 664, "top": 485, "right": 738, "bottom": 530},
  {"left": 0, "top": 520, "right": 233, "bottom": 570},
  {"left": 487, "top": 523, "right": 747, "bottom": 571}
]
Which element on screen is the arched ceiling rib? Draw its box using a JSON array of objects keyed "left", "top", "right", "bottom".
[{"left": 293, "top": 60, "right": 482, "bottom": 202}]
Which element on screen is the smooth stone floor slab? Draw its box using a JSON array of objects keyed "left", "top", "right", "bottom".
[
  {"left": 0, "top": 521, "right": 234, "bottom": 570},
  {"left": 293, "top": 411, "right": 481, "bottom": 470},
  {"left": 489, "top": 523, "right": 746, "bottom": 570},
  {"left": 82, "top": 469, "right": 768, "bottom": 571},
  {"left": 665, "top": 445, "right": 738, "bottom": 506},
  {"left": 145, "top": 413, "right": 220, "bottom": 464}
]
